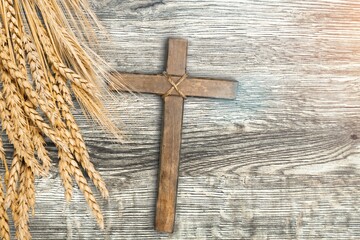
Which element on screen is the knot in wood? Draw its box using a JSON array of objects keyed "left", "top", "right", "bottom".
[{"left": 162, "top": 71, "right": 187, "bottom": 99}]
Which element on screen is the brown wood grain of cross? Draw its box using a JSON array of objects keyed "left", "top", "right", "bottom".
[{"left": 110, "top": 38, "right": 238, "bottom": 233}]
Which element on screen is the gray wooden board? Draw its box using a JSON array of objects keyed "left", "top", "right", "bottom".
[{"left": 2, "top": 0, "right": 360, "bottom": 239}]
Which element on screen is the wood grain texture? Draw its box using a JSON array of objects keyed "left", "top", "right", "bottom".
[{"left": 2, "top": 0, "right": 360, "bottom": 239}]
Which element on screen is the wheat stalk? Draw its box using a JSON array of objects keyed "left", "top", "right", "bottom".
[
  {"left": 31, "top": 125, "right": 52, "bottom": 174},
  {"left": 55, "top": 73, "right": 74, "bottom": 107},
  {"left": 0, "top": 0, "right": 124, "bottom": 237}
]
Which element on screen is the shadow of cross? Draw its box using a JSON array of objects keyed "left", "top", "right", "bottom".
[{"left": 110, "top": 38, "right": 238, "bottom": 233}]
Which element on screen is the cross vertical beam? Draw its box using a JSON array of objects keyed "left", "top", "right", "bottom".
[{"left": 155, "top": 39, "right": 188, "bottom": 233}]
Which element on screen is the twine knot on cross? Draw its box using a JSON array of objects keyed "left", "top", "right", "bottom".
[{"left": 162, "top": 71, "right": 188, "bottom": 99}]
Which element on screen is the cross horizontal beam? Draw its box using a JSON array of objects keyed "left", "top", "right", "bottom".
[{"left": 110, "top": 73, "right": 238, "bottom": 99}]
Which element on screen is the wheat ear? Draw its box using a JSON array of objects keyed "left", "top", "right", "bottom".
[
  {"left": 21, "top": 83, "right": 104, "bottom": 228},
  {"left": 53, "top": 81, "right": 108, "bottom": 198},
  {"left": 55, "top": 73, "right": 74, "bottom": 107},
  {"left": 26, "top": 165, "right": 36, "bottom": 215},
  {"left": 58, "top": 150, "right": 73, "bottom": 202},
  {"left": 15, "top": 162, "right": 31, "bottom": 240},
  {"left": 1, "top": 71, "right": 42, "bottom": 175},
  {"left": 4, "top": 153, "right": 21, "bottom": 210},
  {"left": 38, "top": 25, "right": 122, "bottom": 140},
  {"left": 22, "top": 100, "right": 69, "bottom": 153},
  {"left": 0, "top": 0, "right": 123, "bottom": 235},
  {"left": 0, "top": 135, "right": 9, "bottom": 184},
  {"left": 46, "top": 72, "right": 108, "bottom": 198},
  {"left": 68, "top": 157, "right": 104, "bottom": 229},
  {"left": 1, "top": 31, "right": 68, "bottom": 151},
  {"left": 31, "top": 125, "right": 52, "bottom": 174},
  {"left": 23, "top": 37, "right": 107, "bottom": 212},
  {"left": 0, "top": 31, "right": 64, "bottom": 139},
  {"left": 4, "top": 0, "right": 27, "bottom": 74},
  {"left": 37, "top": 25, "right": 96, "bottom": 95},
  {"left": 23, "top": 35, "right": 63, "bottom": 125},
  {"left": 0, "top": 176, "right": 10, "bottom": 240}
]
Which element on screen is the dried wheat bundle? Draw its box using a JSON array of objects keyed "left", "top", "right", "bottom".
[{"left": 0, "top": 0, "right": 124, "bottom": 239}]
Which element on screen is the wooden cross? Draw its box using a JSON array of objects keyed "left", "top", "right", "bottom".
[{"left": 111, "top": 38, "right": 238, "bottom": 233}]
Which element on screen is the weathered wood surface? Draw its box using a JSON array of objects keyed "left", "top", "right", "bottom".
[{"left": 3, "top": 0, "right": 360, "bottom": 239}]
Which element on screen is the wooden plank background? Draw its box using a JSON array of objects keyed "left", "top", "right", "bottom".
[{"left": 4, "top": 0, "right": 360, "bottom": 239}]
